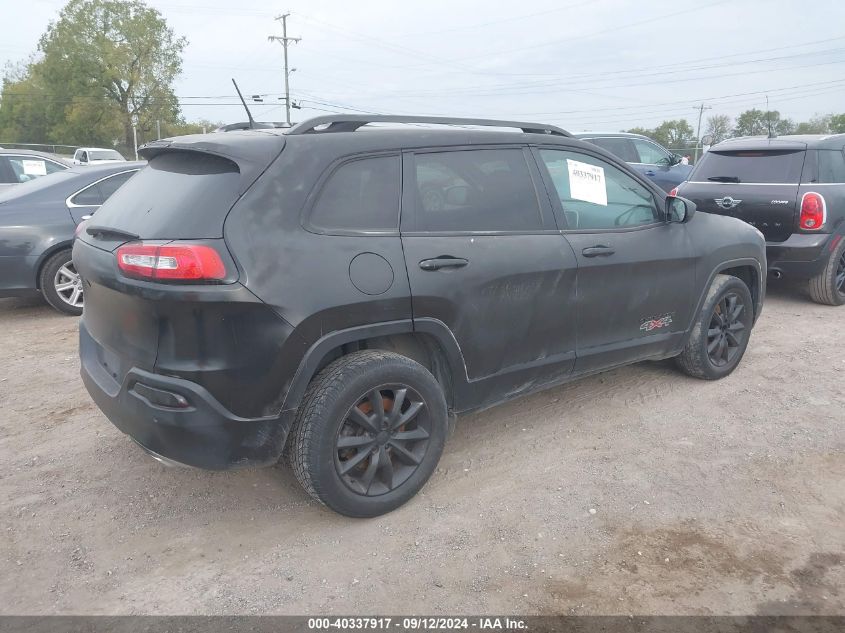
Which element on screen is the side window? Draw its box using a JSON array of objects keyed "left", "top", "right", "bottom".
[
  {"left": 0, "top": 157, "right": 18, "bottom": 183},
  {"left": 97, "top": 171, "right": 136, "bottom": 199},
  {"left": 817, "top": 150, "right": 845, "bottom": 184},
  {"left": 6, "top": 157, "right": 60, "bottom": 182},
  {"left": 588, "top": 137, "right": 639, "bottom": 163},
  {"left": 80, "top": 151, "right": 88, "bottom": 163},
  {"left": 309, "top": 155, "right": 400, "bottom": 232},
  {"left": 631, "top": 139, "right": 671, "bottom": 165},
  {"left": 412, "top": 148, "right": 542, "bottom": 232},
  {"left": 70, "top": 182, "right": 106, "bottom": 206},
  {"left": 538, "top": 149, "right": 660, "bottom": 230}
]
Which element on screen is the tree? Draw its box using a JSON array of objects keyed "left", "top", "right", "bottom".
[
  {"left": 704, "top": 114, "right": 732, "bottom": 144},
  {"left": 829, "top": 114, "right": 845, "bottom": 134},
  {"left": 734, "top": 109, "right": 794, "bottom": 137},
  {"left": 651, "top": 119, "right": 695, "bottom": 148},
  {"left": 795, "top": 115, "right": 831, "bottom": 134},
  {"left": 0, "top": 0, "right": 186, "bottom": 152}
]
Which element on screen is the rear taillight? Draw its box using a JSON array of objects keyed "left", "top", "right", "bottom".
[
  {"left": 799, "top": 192, "right": 826, "bottom": 230},
  {"left": 116, "top": 242, "right": 227, "bottom": 281},
  {"left": 668, "top": 187, "right": 679, "bottom": 197}
]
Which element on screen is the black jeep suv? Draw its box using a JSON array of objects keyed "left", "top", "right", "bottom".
[
  {"left": 74, "top": 115, "right": 766, "bottom": 517},
  {"left": 676, "top": 134, "right": 845, "bottom": 305}
]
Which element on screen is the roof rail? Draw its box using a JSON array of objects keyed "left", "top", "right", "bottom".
[{"left": 286, "top": 114, "right": 571, "bottom": 137}]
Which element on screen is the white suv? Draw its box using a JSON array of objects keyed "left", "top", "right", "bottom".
[{"left": 72, "top": 148, "right": 126, "bottom": 166}]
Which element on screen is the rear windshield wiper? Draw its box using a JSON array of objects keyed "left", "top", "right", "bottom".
[
  {"left": 85, "top": 225, "right": 140, "bottom": 241},
  {"left": 707, "top": 176, "right": 741, "bottom": 183}
]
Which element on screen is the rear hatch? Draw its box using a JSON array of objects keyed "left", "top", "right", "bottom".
[
  {"left": 74, "top": 131, "right": 286, "bottom": 399},
  {"left": 680, "top": 143, "right": 806, "bottom": 242}
]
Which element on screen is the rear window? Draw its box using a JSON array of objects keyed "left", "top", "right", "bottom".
[
  {"left": 693, "top": 149, "right": 805, "bottom": 184},
  {"left": 90, "top": 152, "right": 240, "bottom": 239}
]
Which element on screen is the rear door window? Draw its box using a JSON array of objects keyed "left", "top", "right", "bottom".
[
  {"left": 816, "top": 150, "right": 845, "bottom": 183},
  {"left": 308, "top": 155, "right": 400, "bottom": 233},
  {"left": 410, "top": 148, "right": 542, "bottom": 232},
  {"left": 587, "top": 137, "right": 639, "bottom": 163},
  {"left": 694, "top": 150, "right": 805, "bottom": 184}
]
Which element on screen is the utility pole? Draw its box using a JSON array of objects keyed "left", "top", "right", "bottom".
[
  {"left": 694, "top": 103, "right": 712, "bottom": 163},
  {"left": 268, "top": 13, "right": 301, "bottom": 125}
]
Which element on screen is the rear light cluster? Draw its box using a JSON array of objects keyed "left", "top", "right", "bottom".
[
  {"left": 799, "top": 192, "right": 826, "bottom": 230},
  {"left": 116, "top": 242, "right": 227, "bottom": 281}
]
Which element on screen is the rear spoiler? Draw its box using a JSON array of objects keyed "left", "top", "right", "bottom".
[{"left": 138, "top": 132, "right": 286, "bottom": 195}]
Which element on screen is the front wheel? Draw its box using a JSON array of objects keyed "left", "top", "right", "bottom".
[
  {"left": 808, "top": 237, "right": 845, "bottom": 306},
  {"left": 675, "top": 274, "right": 754, "bottom": 380},
  {"left": 39, "top": 249, "right": 83, "bottom": 316},
  {"left": 288, "top": 350, "right": 448, "bottom": 517}
]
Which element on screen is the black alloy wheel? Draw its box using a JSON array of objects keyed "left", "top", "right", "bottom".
[
  {"left": 706, "top": 292, "right": 747, "bottom": 368},
  {"left": 334, "top": 385, "right": 430, "bottom": 497}
]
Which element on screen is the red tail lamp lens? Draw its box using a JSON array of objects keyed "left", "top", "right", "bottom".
[
  {"left": 799, "top": 192, "right": 826, "bottom": 230},
  {"left": 116, "top": 243, "right": 227, "bottom": 281}
]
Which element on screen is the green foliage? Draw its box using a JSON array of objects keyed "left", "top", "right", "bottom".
[
  {"left": 829, "top": 114, "right": 845, "bottom": 134},
  {"left": 626, "top": 120, "right": 695, "bottom": 150},
  {"left": 0, "top": 0, "right": 186, "bottom": 151},
  {"left": 795, "top": 115, "right": 831, "bottom": 134},
  {"left": 733, "top": 109, "right": 795, "bottom": 137}
]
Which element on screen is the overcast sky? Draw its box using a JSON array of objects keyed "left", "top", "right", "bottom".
[{"left": 2, "top": 0, "right": 844, "bottom": 134}]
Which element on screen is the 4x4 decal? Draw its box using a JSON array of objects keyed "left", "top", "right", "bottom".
[{"left": 640, "top": 313, "right": 674, "bottom": 332}]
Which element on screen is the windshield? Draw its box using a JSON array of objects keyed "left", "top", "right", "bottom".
[
  {"left": 693, "top": 149, "right": 805, "bottom": 184},
  {"left": 89, "top": 150, "right": 124, "bottom": 161}
]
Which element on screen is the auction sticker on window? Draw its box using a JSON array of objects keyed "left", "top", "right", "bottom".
[
  {"left": 22, "top": 160, "right": 47, "bottom": 176},
  {"left": 567, "top": 159, "right": 607, "bottom": 206}
]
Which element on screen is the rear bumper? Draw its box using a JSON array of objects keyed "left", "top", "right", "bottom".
[
  {"left": 80, "top": 324, "right": 292, "bottom": 470},
  {"left": 766, "top": 233, "right": 839, "bottom": 279}
]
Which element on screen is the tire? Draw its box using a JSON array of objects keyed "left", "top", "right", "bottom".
[
  {"left": 288, "top": 350, "right": 448, "bottom": 518},
  {"left": 808, "top": 237, "right": 845, "bottom": 306},
  {"left": 675, "top": 274, "right": 754, "bottom": 380},
  {"left": 39, "top": 249, "right": 83, "bottom": 316}
]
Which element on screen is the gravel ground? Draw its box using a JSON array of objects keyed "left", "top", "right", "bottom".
[{"left": 0, "top": 282, "right": 843, "bottom": 615}]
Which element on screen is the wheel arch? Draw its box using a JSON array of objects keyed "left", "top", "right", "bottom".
[
  {"left": 717, "top": 261, "right": 764, "bottom": 322},
  {"left": 33, "top": 240, "right": 74, "bottom": 290},
  {"left": 281, "top": 319, "right": 468, "bottom": 416}
]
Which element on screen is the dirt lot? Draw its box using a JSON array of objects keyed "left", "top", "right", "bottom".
[{"left": 0, "top": 283, "right": 843, "bottom": 616}]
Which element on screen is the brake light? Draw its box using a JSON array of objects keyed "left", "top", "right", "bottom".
[
  {"left": 116, "top": 243, "right": 227, "bottom": 281},
  {"left": 668, "top": 187, "right": 679, "bottom": 197},
  {"left": 799, "top": 192, "right": 826, "bottom": 230}
]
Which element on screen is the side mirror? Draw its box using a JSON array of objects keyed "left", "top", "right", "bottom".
[
  {"left": 700, "top": 134, "right": 714, "bottom": 147},
  {"left": 667, "top": 195, "right": 696, "bottom": 223}
]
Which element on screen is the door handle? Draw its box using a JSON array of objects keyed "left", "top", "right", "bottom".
[
  {"left": 419, "top": 257, "right": 469, "bottom": 271},
  {"left": 581, "top": 245, "right": 615, "bottom": 258},
  {"left": 645, "top": 170, "right": 656, "bottom": 176}
]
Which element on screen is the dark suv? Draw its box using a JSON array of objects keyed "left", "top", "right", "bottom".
[
  {"left": 74, "top": 115, "right": 766, "bottom": 517},
  {"left": 676, "top": 135, "right": 845, "bottom": 305}
]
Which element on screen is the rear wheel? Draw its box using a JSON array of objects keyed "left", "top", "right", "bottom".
[
  {"left": 39, "top": 249, "right": 83, "bottom": 316},
  {"left": 675, "top": 274, "right": 754, "bottom": 380},
  {"left": 808, "top": 237, "right": 845, "bottom": 306},
  {"left": 288, "top": 350, "right": 447, "bottom": 517}
]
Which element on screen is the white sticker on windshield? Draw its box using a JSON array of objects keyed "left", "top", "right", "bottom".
[
  {"left": 22, "top": 160, "right": 47, "bottom": 176},
  {"left": 567, "top": 159, "right": 607, "bottom": 206}
]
